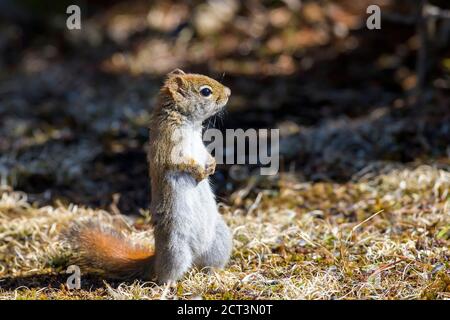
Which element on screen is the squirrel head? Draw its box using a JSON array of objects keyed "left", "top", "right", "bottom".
[{"left": 159, "top": 69, "right": 231, "bottom": 122}]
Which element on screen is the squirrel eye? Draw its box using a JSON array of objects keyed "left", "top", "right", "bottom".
[{"left": 199, "top": 86, "right": 212, "bottom": 97}]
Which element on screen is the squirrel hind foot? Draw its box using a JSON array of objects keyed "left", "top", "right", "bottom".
[{"left": 64, "top": 220, "right": 155, "bottom": 280}]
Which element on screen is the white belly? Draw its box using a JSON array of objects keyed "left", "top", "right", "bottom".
[{"left": 168, "top": 173, "right": 218, "bottom": 253}]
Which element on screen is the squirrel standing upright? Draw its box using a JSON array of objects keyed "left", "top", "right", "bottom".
[{"left": 67, "top": 69, "right": 232, "bottom": 284}]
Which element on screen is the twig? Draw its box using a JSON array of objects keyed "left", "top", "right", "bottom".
[
  {"left": 367, "top": 258, "right": 406, "bottom": 280},
  {"left": 382, "top": 3, "right": 450, "bottom": 24},
  {"left": 424, "top": 3, "right": 450, "bottom": 19},
  {"left": 415, "top": 0, "right": 429, "bottom": 107},
  {"left": 346, "top": 210, "right": 384, "bottom": 242}
]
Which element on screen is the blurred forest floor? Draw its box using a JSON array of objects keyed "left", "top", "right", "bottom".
[{"left": 0, "top": 0, "right": 449, "bottom": 299}]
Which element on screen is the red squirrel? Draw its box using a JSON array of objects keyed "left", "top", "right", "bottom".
[{"left": 67, "top": 69, "right": 232, "bottom": 284}]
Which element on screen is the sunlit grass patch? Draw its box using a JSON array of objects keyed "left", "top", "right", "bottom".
[{"left": 0, "top": 165, "right": 449, "bottom": 299}]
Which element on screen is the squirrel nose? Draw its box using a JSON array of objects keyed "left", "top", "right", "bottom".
[{"left": 224, "top": 86, "right": 231, "bottom": 97}]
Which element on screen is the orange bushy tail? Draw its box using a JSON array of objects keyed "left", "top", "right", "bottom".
[{"left": 66, "top": 221, "right": 154, "bottom": 280}]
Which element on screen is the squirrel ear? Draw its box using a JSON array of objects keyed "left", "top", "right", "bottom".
[
  {"left": 166, "top": 75, "right": 188, "bottom": 102},
  {"left": 168, "top": 75, "right": 187, "bottom": 91},
  {"left": 168, "top": 68, "right": 186, "bottom": 76}
]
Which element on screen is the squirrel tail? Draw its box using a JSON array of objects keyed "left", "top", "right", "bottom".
[{"left": 65, "top": 221, "right": 154, "bottom": 280}]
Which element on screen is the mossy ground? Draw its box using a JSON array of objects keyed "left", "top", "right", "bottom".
[
  {"left": 0, "top": 0, "right": 449, "bottom": 300},
  {"left": 1, "top": 165, "right": 448, "bottom": 300}
]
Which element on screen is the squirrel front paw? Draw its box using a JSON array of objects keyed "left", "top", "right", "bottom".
[
  {"left": 192, "top": 167, "right": 207, "bottom": 183},
  {"left": 172, "top": 157, "right": 214, "bottom": 183},
  {"left": 185, "top": 158, "right": 207, "bottom": 183},
  {"left": 205, "top": 156, "right": 216, "bottom": 177}
]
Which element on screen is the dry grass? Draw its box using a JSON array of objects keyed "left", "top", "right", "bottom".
[{"left": 0, "top": 165, "right": 449, "bottom": 300}]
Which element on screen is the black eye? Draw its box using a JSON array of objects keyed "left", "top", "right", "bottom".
[{"left": 200, "top": 87, "right": 212, "bottom": 97}]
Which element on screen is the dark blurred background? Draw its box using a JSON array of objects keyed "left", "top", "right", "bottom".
[{"left": 0, "top": 0, "right": 449, "bottom": 214}]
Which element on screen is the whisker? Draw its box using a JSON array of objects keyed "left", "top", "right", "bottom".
[{"left": 219, "top": 109, "right": 227, "bottom": 126}]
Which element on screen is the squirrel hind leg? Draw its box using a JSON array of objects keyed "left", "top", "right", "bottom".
[
  {"left": 153, "top": 240, "right": 194, "bottom": 284},
  {"left": 63, "top": 220, "right": 155, "bottom": 280},
  {"left": 194, "top": 217, "right": 232, "bottom": 269}
]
